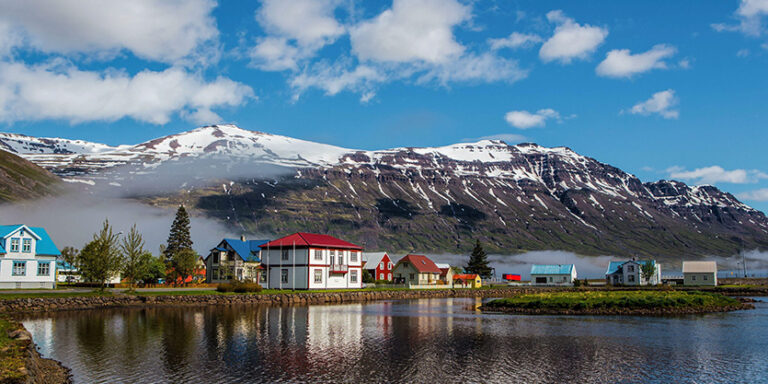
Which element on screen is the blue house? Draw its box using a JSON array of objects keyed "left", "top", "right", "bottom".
[
  {"left": 530, "top": 264, "right": 577, "bottom": 286},
  {"left": 0, "top": 225, "right": 61, "bottom": 289},
  {"left": 205, "top": 236, "right": 270, "bottom": 283}
]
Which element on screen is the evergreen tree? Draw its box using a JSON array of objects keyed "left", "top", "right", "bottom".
[
  {"left": 466, "top": 239, "right": 493, "bottom": 278},
  {"left": 165, "top": 205, "right": 193, "bottom": 261},
  {"left": 170, "top": 248, "right": 198, "bottom": 286},
  {"left": 78, "top": 219, "right": 122, "bottom": 291},
  {"left": 121, "top": 224, "right": 147, "bottom": 291}
]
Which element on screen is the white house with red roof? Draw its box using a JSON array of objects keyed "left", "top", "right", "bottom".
[
  {"left": 259, "top": 232, "right": 363, "bottom": 290},
  {"left": 392, "top": 254, "right": 442, "bottom": 287}
]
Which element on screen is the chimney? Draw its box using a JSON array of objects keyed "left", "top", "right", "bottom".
[{"left": 240, "top": 234, "right": 246, "bottom": 242}]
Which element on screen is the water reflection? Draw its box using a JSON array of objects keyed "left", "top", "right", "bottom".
[{"left": 21, "top": 298, "right": 768, "bottom": 384}]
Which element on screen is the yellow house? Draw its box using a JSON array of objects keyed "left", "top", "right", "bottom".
[
  {"left": 453, "top": 274, "right": 482, "bottom": 288},
  {"left": 392, "top": 254, "right": 441, "bottom": 286}
]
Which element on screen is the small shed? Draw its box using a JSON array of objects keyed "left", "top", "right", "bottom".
[
  {"left": 453, "top": 273, "right": 482, "bottom": 288},
  {"left": 682, "top": 261, "right": 717, "bottom": 286}
]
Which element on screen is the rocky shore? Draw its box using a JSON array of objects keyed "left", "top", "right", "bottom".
[
  {"left": 479, "top": 301, "right": 755, "bottom": 316},
  {"left": 0, "top": 288, "right": 526, "bottom": 314},
  {"left": 2, "top": 321, "right": 70, "bottom": 384}
]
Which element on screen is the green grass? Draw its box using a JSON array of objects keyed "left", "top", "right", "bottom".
[
  {"left": 485, "top": 290, "right": 740, "bottom": 311},
  {"left": 0, "top": 291, "right": 113, "bottom": 300},
  {"left": 0, "top": 316, "right": 26, "bottom": 383},
  {"left": 134, "top": 286, "right": 417, "bottom": 296}
]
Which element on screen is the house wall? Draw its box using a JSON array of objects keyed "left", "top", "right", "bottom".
[
  {"left": 374, "top": 254, "right": 393, "bottom": 281},
  {"left": 0, "top": 228, "right": 56, "bottom": 289},
  {"left": 531, "top": 273, "right": 573, "bottom": 285},
  {"left": 392, "top": 263, "right": 439, "bottom": 285},
  {"left": 264, "top": 247, "right": 363, "bottom": 290},
  {"left": 684, "top": 272, "right": 717, "bottom": 286}
]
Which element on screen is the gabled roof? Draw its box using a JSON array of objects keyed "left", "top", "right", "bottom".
[
  {"left": 363, "top": 252, "right": 388, "bottom": 269},
  {"left": 683, "top": 261, "right": 717, "bottom": 273},
  {"left": 260, "top": 232, "right": 362, "bottom": 250},
  {"left": 0, "top": 225, "right": 60, "bottom": 256},
  {"left": 453, "top": 273, "right": 479, "bottom": 280},
  {"left": 605, "top": 260, "right": 656, "bottom": 275},
  {"left": 215, "top": 238, "right": 269, "bottom": 262},
  {"left": 396, "top": 254, "right": 441, "bottom": 274},
  {"left": 531, "top": 264, "right": 574, "bottom": 275}
]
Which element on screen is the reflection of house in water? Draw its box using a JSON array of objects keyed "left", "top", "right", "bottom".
[{"left": 306, "top": 304, "right": 364, "bottom": 355}]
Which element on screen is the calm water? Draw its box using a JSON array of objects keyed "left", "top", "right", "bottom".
[{"left": 21, "top": 297, "right": 768, "bottom": 384}]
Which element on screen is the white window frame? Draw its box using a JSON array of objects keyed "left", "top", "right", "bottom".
[
  {"left": 281, "top": 268, "right": 289, "bottom": 283},
  {"left": 22, "top": 239, "right": 31, "bottom": 253},
  {"left": 350, "top": 269, "right": 358, "bottom": 283},
  {"left": 37, "top": 261, "right": 50, "bottom": 276},
  {"left": 314, "top": 249, "right": 323, "bottom": 261},
  {"left": 12, "top": 261, "right": 26, "bottom": 276},
  {"left": 10, "top": 238, "right": 19, "bottom": 252},
  {"left": 314, "top": 269, "right": 323, "bottom": 283}
]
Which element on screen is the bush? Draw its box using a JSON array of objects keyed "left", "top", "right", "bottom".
[
  {"left": 217, "top": 280, "right": 262, "bottom": 293},
  {"left": 374, "top": 279, "right": 391, "bottom": 285}
]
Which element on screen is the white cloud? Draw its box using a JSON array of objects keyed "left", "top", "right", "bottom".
[
  {"left": 489, "top": 32, "right": 543, "bottom": 50},
  {"left": 250, "top": 0, "right": 345, "bottom": 71},
  {"left": 504, "top": 109, "right": 560, "bottom": 129},
  {"left": 737, "top": 48, "right": 751, "bottom": 57},
  {"left": 290, "top": 61, "right": 385, "bottom": 100},
  {"left": 713, "top": 0, "right": 768, "bottom": 36},
  {"left": 668, "top": 166, "right": 768, "bottom": 185},
  {"left": 626, "top": 89, "right": 679, "bottom": 119},
  {"left": 737, "top": 188, "right": 768, "bottom": 201},
  {"left": 539, "top": 10, "right": 608, "bottom": 64},
  {"left": 596, "top": 44, "right": 676, "bottom": 78},
  {"left": 0, "top": 61, "right": 254, "bottom": 125},
  {"left": 350, "top": 0, "right": 469, "bottom": 64},
  {"left": 417, "top": 53, "right": 527, "bottom": 85},
  {"left": 0, "top": 0, "right": 218, "bottom": 63}
]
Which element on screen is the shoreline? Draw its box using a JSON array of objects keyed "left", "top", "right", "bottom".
[
  {"left": 2, "top": 285, "right": 767, "bottom": 315},
  {"left": 479, "top": 302, "right": 755, "bottom": 316}
]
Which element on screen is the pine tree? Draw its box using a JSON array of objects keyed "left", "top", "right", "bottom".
[
  {"left": 165, "top": 205, "right": 193, "bottom": 261},
  {"left": 466, "top": 239, "right": 493, "bottom": 278},
  {"left": 121, "top": 224, "right": 147, "bottom": 291}
]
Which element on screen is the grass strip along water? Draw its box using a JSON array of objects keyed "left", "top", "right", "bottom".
[{"left": 481, "top": 290, "right": 755, "bottom": 315}]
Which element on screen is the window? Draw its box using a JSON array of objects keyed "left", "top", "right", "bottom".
[
  {"left": 703, "top": 275, "right": 708, "bottom": 280},
  {"left": 37, "top": 262, "right": 50, "bottom": 276},
  {"left": 10, "top": 238, "right": 19, "bottom": 252},
  {"left": 350, "top": 251, "right": 358, "bottom": 262},
  {"left": 692, "top": 275, "right": 696, "bottom": 281},
  {"left": 350, "top": 270, "right": 358, "bottom": 283},
  {"left": 339, "top": 255, "right": 344, "bottom": 265},
  {"left": 260, "top": 272, "right": 267, "bottom": 283},
  {"left": 409, "top": 273, "right": 415, "bottom": 280},
  {"left": 379, "top": 273, "right": 384, "bottom": 280},
  {"left": 281, "top": 249, "right": 289, "bottom": 261},
  {"left": 628, "top": 265, "right": 634, "bottom": 272},
  {"left": 388, "top": 273, "right": 392, "bottom": 280},
  {"left": 12, "top": 261, "right": 26, "bottom": 276},
  {"left": 22, "top": 239, "right": 31, "bottom": 253},
  {"left": 388, "top": 262, "right": 393, "bottom": 269},
  {"left": 548, "top": 277, "right": 553, "bottom": 282},
  {"left": 212, "top": 252, "right": 219, "bottom": 264},
  {"left": 628, "top": 275, "right": 635, "bottom": 282},
  {"left": 314, "top": 249, "right": 322, "bottom": 261},
  {"left": 281, "top": 269, "right": 288, "bottom": 283},
  {"left": 314, "top": 269, "right": 323, "bottom": 283}
]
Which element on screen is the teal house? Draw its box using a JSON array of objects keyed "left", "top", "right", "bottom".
[{"left": 0, "top": 224, "right": 61, "bottom": 289}]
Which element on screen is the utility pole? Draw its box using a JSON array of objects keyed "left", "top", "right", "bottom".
[
  {"left": 292, "top": 240, "right": 296, "bottom": 291},
  {"left": 742, "top": 251, "right": 748, "bottom": 278}
]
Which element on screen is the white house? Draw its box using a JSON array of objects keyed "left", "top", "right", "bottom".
[
  {"left": 530, "top": 264, "right": 577, "bottom": 286},
  {"left": 683, "top": 261, "right": 718, "bottom": 286},
  {"left": 260, "top": 232, "right": 363, "bottom": 290},
  {"left": 605, "top": 260, "right": 662, "bottom": 286},
  {"left": 204, "top": 236, "right": 269, "bottom": 283},
  {"left": 0, "top": 225, "right": 60, "bottom": 289}
]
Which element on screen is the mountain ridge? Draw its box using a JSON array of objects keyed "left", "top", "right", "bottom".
[{"left": 2, "top": 125, "right": 767, "bottom": 258}]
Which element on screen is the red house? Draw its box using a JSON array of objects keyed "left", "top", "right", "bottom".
[{"left": 363, "top": 252, "right": 393, "bottom": 281}]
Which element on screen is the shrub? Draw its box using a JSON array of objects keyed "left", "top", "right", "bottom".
[
  {"left": 374, "top": 279, "right": 391, "bottom": 285},
  {"left": 218, "top": 280, "right": 262, "bottom": 293}
]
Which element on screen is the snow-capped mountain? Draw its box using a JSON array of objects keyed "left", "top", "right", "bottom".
[{"left": 2, "top": 124, "right": 767, "bottom": 257}]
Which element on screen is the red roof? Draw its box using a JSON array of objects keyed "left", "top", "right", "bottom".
[
  {"left": 453, "top": 274, "right": 479, "bottom": 280},
  {"left": 397, "top": 254, "right": 441, "bottom": 274},
  {"left": 260, "top": 232, "right": 362, "bottom": 250},
  {"left": 439, "top": 267, "right": 451, "bottom": 277}
]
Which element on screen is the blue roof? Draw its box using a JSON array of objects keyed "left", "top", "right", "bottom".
[
  {"left": 531, "top": 264, "right": 574, "bottom": 275},
  {"left": 605, "top": 260, "right": 655, "bottom": 275},
  {"left": 221, "top": 238, "right": 270, "bottom": 262},
  {"left": 0, "top": 225, "right": 61, "bottom": 256}
]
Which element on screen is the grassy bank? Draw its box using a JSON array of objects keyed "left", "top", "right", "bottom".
[
  {"left": 483, "top": 290, "right": 748, "bottom": 315},
  {"left": 0, "top": 316, "right": 26, "bottom": 383}
]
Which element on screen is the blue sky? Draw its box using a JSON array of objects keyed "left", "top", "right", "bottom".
[{"left": 1, "top": 0, "right": 768, "bottom": 211}]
